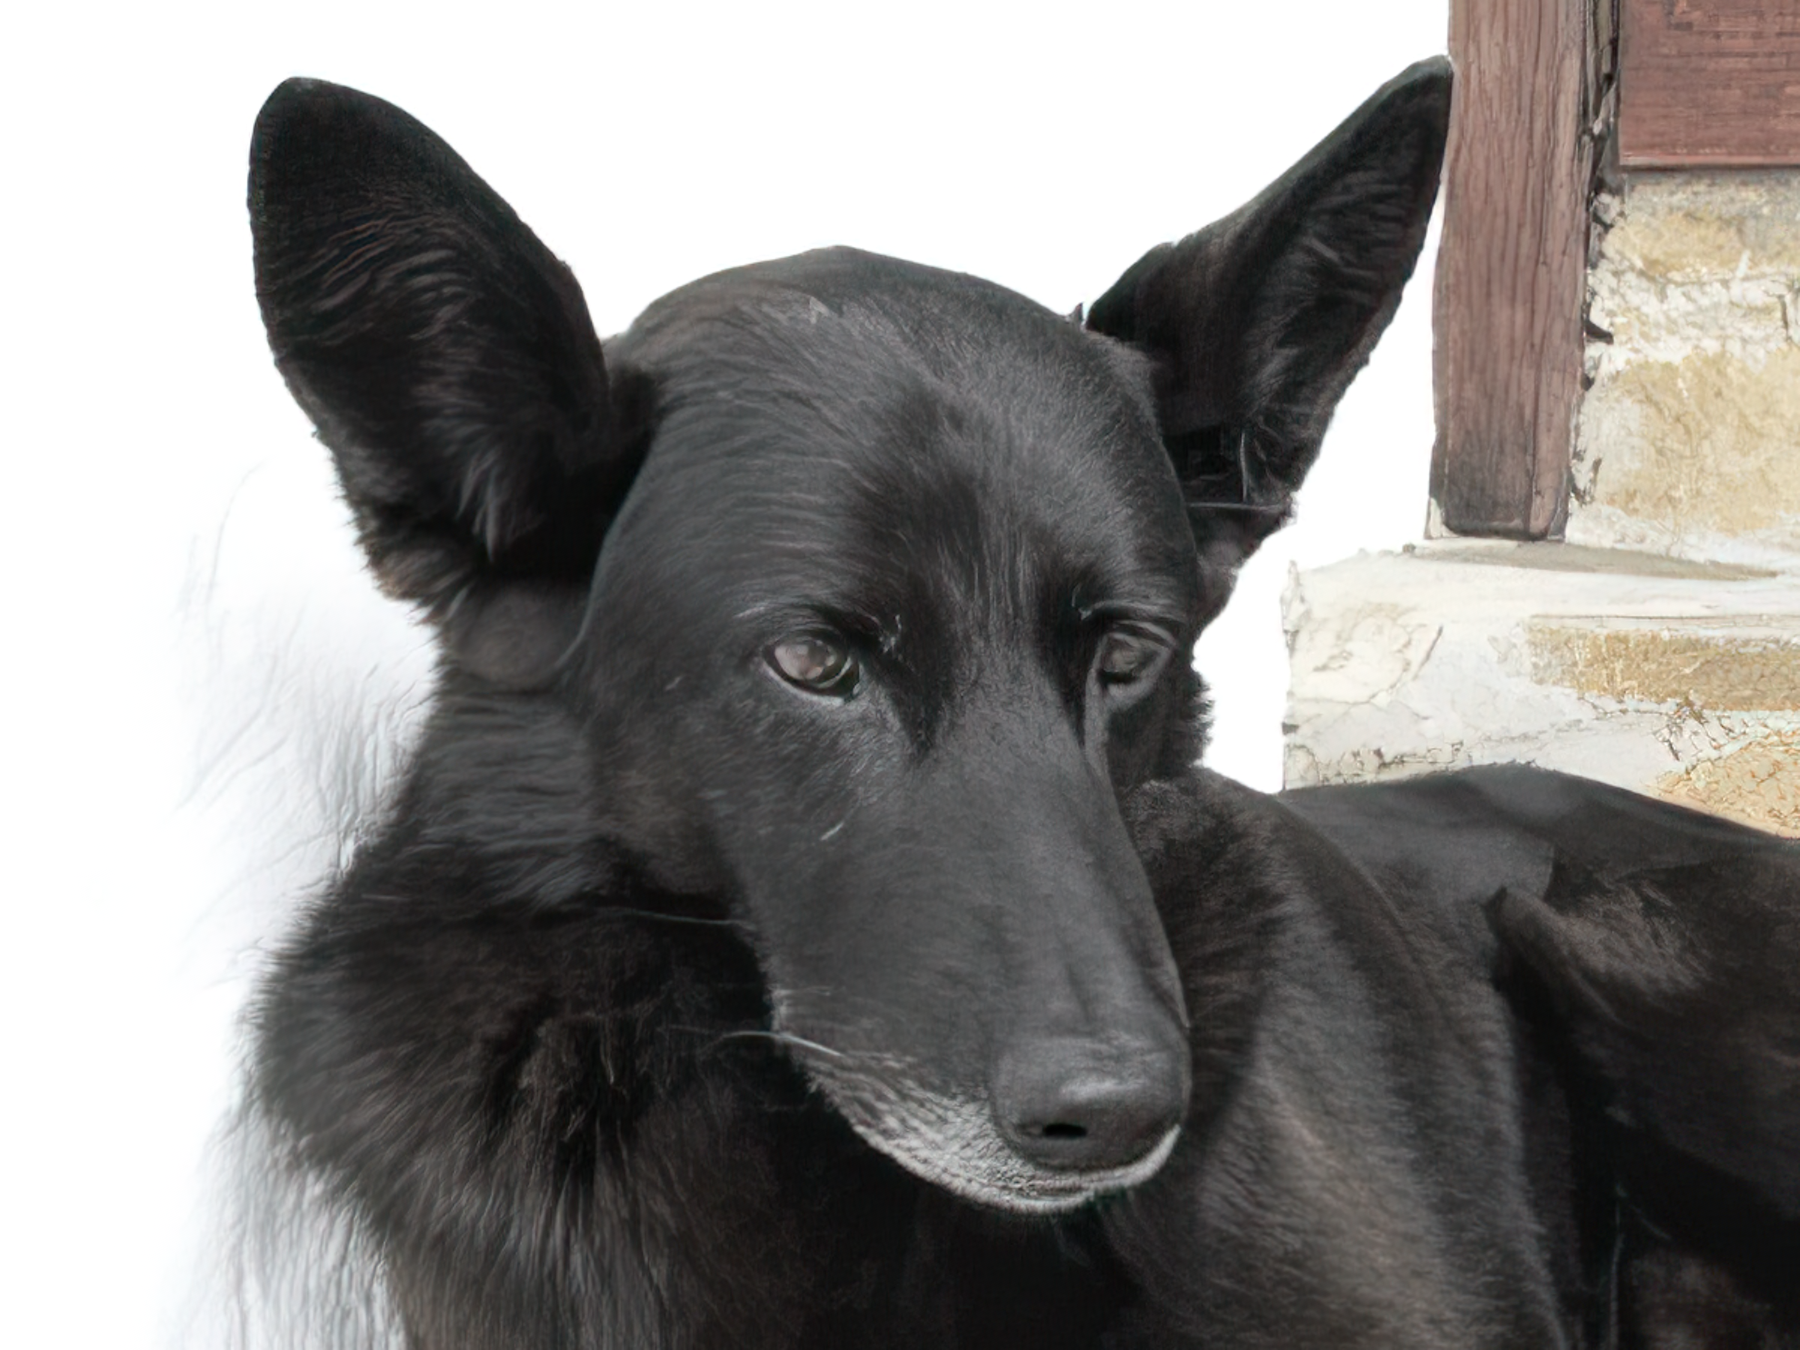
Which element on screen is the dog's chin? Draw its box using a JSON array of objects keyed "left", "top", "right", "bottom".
[{"left": 798, "top": 1053, "right": 1182, "bottom": 1215}]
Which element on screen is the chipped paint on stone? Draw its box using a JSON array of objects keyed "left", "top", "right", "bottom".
[
  {"left": 1653, "top": 728, "right": 1800, "bottom": 836},
  {"left": 1283, "top": 546, "right": 1800, "bottom": 835},
  {"left": 1568, "top": 170, "right": 1800, "bottom": 567}
]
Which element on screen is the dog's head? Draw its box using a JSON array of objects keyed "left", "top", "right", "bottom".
[{"left": 249, "top": 62, "right": 1447, "bottom": 1213}]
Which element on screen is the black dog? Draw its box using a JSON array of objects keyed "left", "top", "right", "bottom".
[{"left": 243, "top": 59, "right": 1799, "bottom": 1348}]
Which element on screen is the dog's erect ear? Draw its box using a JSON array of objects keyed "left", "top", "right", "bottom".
[
  {"left": 1088, "top": 58, "right": 1450, "bottom": 595},
  {"left": 251, "top": 79, "right": 631, "bottom": 616}
]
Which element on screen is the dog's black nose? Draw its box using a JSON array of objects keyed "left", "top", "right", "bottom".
[{"left": 992, "top": 1038, "right": 1189, "bottom": 1172}]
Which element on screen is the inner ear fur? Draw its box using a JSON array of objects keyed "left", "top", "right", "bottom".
[
  {"left": 1087, "top": 57, "right": 1451, "bottom": 582},
  {"left": 250, "top": 78, "right": 636, "bottom": 615}
]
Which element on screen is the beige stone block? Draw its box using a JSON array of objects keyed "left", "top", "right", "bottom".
[
  {"left": 1528, "top": 621, "right": 1800, "bottom": 709},
  {"left": 1655, "top": 729, "right": 1800, "bottom": 835},
  {"left": 1577, "top": 348, "right": 1800, "bottom": 542},
  {"left": 1599, "top": 172, "right": 1800, "bottom": 283},
  {"left": 1570, "top": 169, "right": 1800, "bottom": 568}
]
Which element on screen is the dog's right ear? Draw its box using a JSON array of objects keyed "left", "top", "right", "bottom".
[
  {"left": 251, "top": 80, "right": 634, "bottom": 632},
  {"left": 1088, "top": 58, "right": 1450, "bottom": 621}
]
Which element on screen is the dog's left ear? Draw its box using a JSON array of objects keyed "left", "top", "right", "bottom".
[
  {"left": 1088, "top": 58, "right": 1450, "bottom": 609},
  {"left": 250, "top": 79, "right": 633, "bottom": 676}
]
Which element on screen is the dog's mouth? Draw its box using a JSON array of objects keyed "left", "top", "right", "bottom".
[{"left": 779, "top": 1027, "right": 1183, "bottom": 1214}]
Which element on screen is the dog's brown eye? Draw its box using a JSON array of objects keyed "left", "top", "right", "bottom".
[
  {"left": 1097, "top": 628, "right": 1170, "bottom": 685},
  {"left": 769, "top": 633, "right": 857, "bottom": 693}
]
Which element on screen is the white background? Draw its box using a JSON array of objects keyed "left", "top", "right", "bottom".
[{"left": 0, "top": 2, "right": 1445, "bottom": 1344}]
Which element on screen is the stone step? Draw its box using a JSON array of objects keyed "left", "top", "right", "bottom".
[{"left": 1283, "top": 541, "right": 1800, "bottom": 835}]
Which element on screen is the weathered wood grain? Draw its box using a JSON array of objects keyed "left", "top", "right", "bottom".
[
  {"left": 1430, "top": 0, "right": 1591, "bottom": 538},
  {"left": 1619, "top": 0, "right": 1800, "bottom": 168}
]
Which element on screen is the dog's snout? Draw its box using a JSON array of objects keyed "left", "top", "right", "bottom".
[{"left": 993, "top": 1036, "right": 1189, "bottom": 1173}]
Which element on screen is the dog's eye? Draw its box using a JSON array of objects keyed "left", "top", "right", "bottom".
[
  {"left": 1096, "top": 627, "right": 1171, "bottom": 686},
  {"left": 769, "top": 633, "right": 858, "bottom": 694}
]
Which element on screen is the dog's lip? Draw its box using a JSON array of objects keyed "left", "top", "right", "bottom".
[
  {"left": 767, "top": 997, "right": 1186, "bottom": 1210},
  {"left": 873, "top": 1119, "right": 1184, "bottom": 1215},
  {"left": 788, "top": 1045, "right": 1184, "bottom": 1212}
]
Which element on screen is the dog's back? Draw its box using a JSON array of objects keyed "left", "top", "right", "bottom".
[{"left": 1288, "top": 769, "right": 1800, "bottom": 1344}]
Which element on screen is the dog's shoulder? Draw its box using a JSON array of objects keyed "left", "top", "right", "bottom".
[{"left": 1113, "top": 770, "right": 1566, "bottom": 1349}]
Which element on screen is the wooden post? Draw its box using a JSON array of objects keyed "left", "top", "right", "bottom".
[{"left": 1430, "top": 0, "right": 1593, "bottom": 538}]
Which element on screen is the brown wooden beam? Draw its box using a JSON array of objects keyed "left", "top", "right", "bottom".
[
  {"left": 1431, "top": 0, "right": 1592, "bottom": 538},
  {"left": 1618, "top": 0, "right": 1800, "bottom": 168}
]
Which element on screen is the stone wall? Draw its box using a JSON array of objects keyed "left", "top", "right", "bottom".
[
  {"left": 1284, "top": 169, "right": 1800, "bottom": 834},
  {"left": 1569, "top": 172, "right": 1800, "bottom": 568}
]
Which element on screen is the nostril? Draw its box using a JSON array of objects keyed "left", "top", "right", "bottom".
[{"left": 992, "top": 1035, "right": 1189, "bottom": 1172}]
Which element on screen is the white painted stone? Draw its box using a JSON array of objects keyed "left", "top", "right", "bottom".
[{"left": 1282, "top": 543, "right": 1800, "bottom": 816}]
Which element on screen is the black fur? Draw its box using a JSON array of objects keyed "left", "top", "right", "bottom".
[
  {"left": 243, "top": 60, "right": 1799, "bottom": 1349},
  {"left": 1285, "top": 769, "right": 1800, "bottom": 1345}
]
